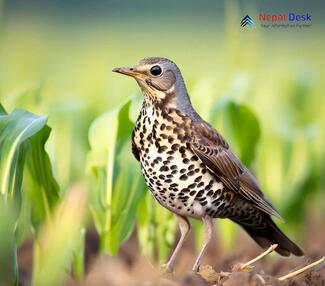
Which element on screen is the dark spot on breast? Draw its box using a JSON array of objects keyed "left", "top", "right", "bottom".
[
  {"left": 212, "top": 191, "right": 220, "bottom": 198},
  {"left": 194, "top": 176, "right": 202, "bottom": 183},
  {"left": 181, "top": 188, "right": 190, "bottom": 193},
  {"left": 188, "top": 164, "right": 195, "bottom": 170},
  {"left": 188, "top": 183, "right": 197, "bottom": 189},
  {"left": 180, "top": 174, "right": 188, "bottom": 181},
  {"left": 205, "top": 184, "right": 212, "bottom": 191},
  {"left": 180, "top": 168, "right": 186, "bottom": 174},
  {"left": 187, "top": 171, "right": 195, "bottom": 176},
  {"left": 189, "top": 191, "right": 196, "bottom": 196},
  {"left": 183, "top": 158, "right": 190, "bottom": 164},
  {"left": 173, "top": 127, "right": 180, "bottom": 134},
  {"left": 195, "top": 190, "right": 204, "bottom": 198},
  {"left": 207, "top": 190, "right": 214, "bottom": 196},
  {"left": 179, "top": 146, "right": 186, "bottom": 154},
  {"left": 160, "top": 123, "right": 166, "bottom": 131},
  {"left": 170, "top": 183, "right": 178, "bottom": 188},
  {"left": 191, "top": 155, "right": 199, "bottom": 161},
  {"left": 212, "top": 198, "right": 221, "bottom": 206},
  {"left": 197, "top": 182, "right": 204, "bottom": 188},
  {"left": 170, "top": 165, "right": 177, "bottom": 170},
  {"left": 171, "top": 143, "right": 180, "bottom": 151},
  {"left": 158, "top": 146, "right": 168, "bottom": 153},
  {"left": 166, "top": 115, "right": 173, "bottom": 122},
  {"left": 160, "top": 166, "right": 169, "bottom": 172}
]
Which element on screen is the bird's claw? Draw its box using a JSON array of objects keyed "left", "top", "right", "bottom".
[
  {"left": 192, "top": 264, "right": 200, "bottom": 273},
  {"left": 160, "top": 263, "right": 174, "bottom": 274}
]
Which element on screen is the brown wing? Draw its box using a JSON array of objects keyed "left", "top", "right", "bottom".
[{"left": 190, "top": 121, "right": 282, "bottom": 219}]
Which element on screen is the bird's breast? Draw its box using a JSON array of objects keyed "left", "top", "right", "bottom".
[{"left": 132, "top": 106, "right": 225, "bottom": 218}]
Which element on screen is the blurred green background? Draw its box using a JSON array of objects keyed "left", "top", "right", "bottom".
[{"left": 0, "top": 0, "right": 324, "bottom": 284}]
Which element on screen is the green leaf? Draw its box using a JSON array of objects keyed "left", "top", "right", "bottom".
[
  {"left": 210, "top": 100, "right": 261, "bottom": 167},
  {"left": 87, "top": 97, "right": 147, "bottom": 254},
  {"left": 282, "top": 155, "right": 320, "bottom": 232},
  {"left": 0, "top": 104, "right": 7, "bottom": 115},
  {"left": 0, "top": 108, "right": 47, "bottom": 196},
  {"left": 23, "top": 126, "right": 60, "bottom": 229},
  {"left": 0, "top": 197, "right": 18, "bottom": 286},
  {"left": 224, "top": 102, "right": 261, "bottom": 166},
  {"left": 0, "top": 106, "right": 59, "bottom": 236},
  {"left": 0, "top": 107, "right": 50, "bottom": 284}
]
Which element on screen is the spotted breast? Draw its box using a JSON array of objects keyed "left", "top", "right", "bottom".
[{"left": 132, "top": 102, "right": 236, "bottom": 219}]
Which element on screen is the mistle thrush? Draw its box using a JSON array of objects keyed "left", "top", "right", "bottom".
[{"left": 112, "top": 57, "right": 303, "bottom": 272}]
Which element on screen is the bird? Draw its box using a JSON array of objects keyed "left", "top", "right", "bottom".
[{"left": 112, "top": 57, "right": 303, "bottom": 272}]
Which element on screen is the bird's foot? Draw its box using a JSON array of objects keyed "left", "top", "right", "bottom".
[
  {"left": 160, "top": 263, "right": 175, "bottom": 275},
  {"left": 192, "top": 263, "right": 200, "bottom": 273},
  {"left": 232, "top": 244, "right": 278, "bottom": 272}
]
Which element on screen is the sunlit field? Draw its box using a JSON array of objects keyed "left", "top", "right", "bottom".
[{"left": 0, "top": 1, "right": 324, "bottom": 285}]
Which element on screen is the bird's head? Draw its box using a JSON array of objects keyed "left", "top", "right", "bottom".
[{"left": 113, "top": 57, "right": 192, "bottom": 111}]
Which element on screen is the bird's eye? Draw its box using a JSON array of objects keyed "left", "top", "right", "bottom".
[{"left": 150, "top": 65, "right": 162, "bottom": 76}]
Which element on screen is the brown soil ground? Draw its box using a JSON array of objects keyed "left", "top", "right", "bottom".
[{"left": 18, "top": 212, "right": 324, "bottom": 286}]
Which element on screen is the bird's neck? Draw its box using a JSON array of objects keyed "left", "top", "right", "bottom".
[{"left": 142, "top": 85, "right": 200, "bottom": 121}]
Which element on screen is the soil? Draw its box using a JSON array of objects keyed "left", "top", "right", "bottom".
[{"left": 18, "top": 212, "right": 324, "bottom": 286}]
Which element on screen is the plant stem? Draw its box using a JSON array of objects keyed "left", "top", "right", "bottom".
[
  {"left": 278, "top": 257, "right": 325, "bottom": 281},
  {"left": 241, "top": 244, "right": 278, "bottom": 269},
  {"left": 72, "top": 228, "right": 85, "bottom": 279}
]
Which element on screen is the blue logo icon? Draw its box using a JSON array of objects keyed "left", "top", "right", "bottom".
[{"left": 241, "top": 15, "right": 255, "bottom": 27}]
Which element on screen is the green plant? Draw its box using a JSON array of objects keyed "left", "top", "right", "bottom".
[
  {"left": 0, "top": 104, "right": 59, "bottom": 285},
  {"left": 87, "top": 98, "right": 147, "bottom": 254}
]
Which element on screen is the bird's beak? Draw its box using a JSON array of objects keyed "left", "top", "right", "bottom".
[{"left": 112, "top": 66, "right": 140, "bottom": 78}]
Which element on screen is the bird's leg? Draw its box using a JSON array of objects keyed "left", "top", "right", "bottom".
[
  {"left": 192, "top": 216, "right": 214, "bottom": 272},
  {"left": 164, "top": 215, "right": 191, "bottom": 273}
]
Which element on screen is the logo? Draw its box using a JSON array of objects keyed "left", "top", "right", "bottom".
[
  {"left": 241, "top": 12, "right": 312, "bottom": 29},
  {"left": 259, "top": 12, "right": 311, "bottom": 22},
  {"left": 241, "top": 15, "right": 255, "bottom": 27}
]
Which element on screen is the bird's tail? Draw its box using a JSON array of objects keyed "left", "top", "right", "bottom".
[{"left": 237, "top": 215, "right": 303, "bottom": 256}]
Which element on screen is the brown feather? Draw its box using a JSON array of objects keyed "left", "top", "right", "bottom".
[{"left": 190, "top": 120, "right": 282, "bottom": 219}]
